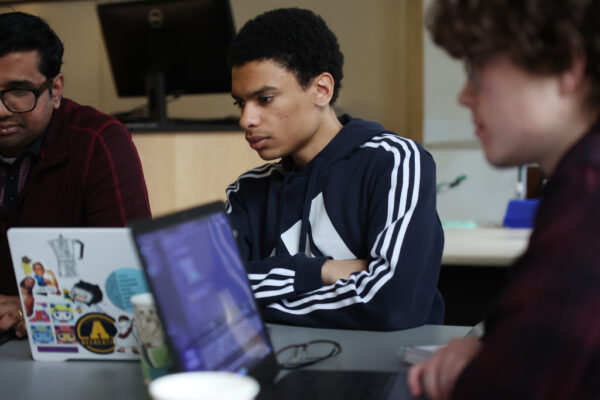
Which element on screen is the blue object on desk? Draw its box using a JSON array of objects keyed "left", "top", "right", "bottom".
[{"left": 503, "top": 199, "right": 540, "bottom": 228}]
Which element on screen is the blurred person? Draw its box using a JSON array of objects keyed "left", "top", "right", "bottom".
[{"left": 408, "top": 1, "right": 600, "bottom": 398}]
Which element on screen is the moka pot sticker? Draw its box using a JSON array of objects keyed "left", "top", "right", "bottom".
[{"left": 48, "top": 234, "right": 84, "bottom": 277}]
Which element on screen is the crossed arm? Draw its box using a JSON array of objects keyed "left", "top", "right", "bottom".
[{"left": 321, "top": 259, "right": 368, "bottom": 284}]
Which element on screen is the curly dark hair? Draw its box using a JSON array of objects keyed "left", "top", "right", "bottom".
[
  {"left": 426, "top": 0, "right": 600, "bottom": 107},
  {"left": 229, "top": 8, "right": 344, "bottom": 105},
  {"left": 0, "top": 11, "right": 64, "bottom": 79}
]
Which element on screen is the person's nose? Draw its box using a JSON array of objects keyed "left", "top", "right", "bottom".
[
  {"left": 458, "top": 79, "right": 476, "bottom": 109},
  {"left": 239, "top": 103, "right": 260, "bottom": 131},
  {"left": 0, "top": 96, "right": 14, "bottom": 118}
]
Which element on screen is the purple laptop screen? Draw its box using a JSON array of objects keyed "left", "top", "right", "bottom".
[{"left": 135, "top": 211, "right": 271, "bottom": 373}]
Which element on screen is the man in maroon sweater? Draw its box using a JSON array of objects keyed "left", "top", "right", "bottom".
[{"left": 0, "top": 12, "right": 151, "bottom": 338}]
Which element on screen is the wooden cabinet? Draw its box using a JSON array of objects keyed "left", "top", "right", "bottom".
[{"left": 132, "top": 131, "right": 262, "bottom": 216}]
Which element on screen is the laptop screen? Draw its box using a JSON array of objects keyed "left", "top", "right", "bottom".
[{"left": 132, "top": 206, "right": 272, "bottom": 374}]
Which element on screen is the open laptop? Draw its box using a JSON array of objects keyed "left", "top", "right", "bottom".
[
  {"left": 129, "top": 201, "right": 420, "bottom": 400},
  {"left": 8, "top": 228, "right": 148, "bottom": 361}
]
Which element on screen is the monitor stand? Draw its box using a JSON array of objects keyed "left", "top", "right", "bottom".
[
  {"left": 113, "top": 73, "right": 240, "bottom": 133},
  {"left": 146, "top": 72, "right": 168, "bottom": 128}
]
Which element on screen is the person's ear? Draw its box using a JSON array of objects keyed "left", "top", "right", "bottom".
[
  {"left": 51, "top": 73, "right": 64, "bottom": 109},
  {"left": 560, "top": 52, "right": 586, "bottom": 96},
  {"left": 312, "top": 72, "right": 335, "bottom": 106}
]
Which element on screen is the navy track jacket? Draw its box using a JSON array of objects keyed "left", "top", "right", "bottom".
[{"left": 226, "top": 115, "right": 444, "bottom": 330}]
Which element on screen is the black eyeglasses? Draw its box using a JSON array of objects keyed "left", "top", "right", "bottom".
[
  {"left": 464, "top": 53, "right": 495, "bottom": 91},
  {"left": 0, "top": 79, "right": 53, "bottom": 113},
  {"left": 465, "top": 61, "right": 480, "bottom": 89},
  {"left": 276, "top": 339, "right": 342, "bottom": 369}
]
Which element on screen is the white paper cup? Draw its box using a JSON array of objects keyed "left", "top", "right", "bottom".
[
  {"left": 149, "top": 371, "right": 260, "bottom": 400},
  {"left": 130, "top": 293, "right": 173, "bottom": 383}
]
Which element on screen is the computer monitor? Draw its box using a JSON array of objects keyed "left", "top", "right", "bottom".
[{"left": 97, "top": 0, "right": 236, "bottom": 131}]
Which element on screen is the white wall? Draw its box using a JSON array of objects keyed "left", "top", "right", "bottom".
[{"left": 423, "top": 0, "right": 517, "bottom": 224}]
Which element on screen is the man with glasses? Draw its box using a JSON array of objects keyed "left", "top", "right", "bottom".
[{"left": 0, "top": 12, "right": 151, "bottom": 338}]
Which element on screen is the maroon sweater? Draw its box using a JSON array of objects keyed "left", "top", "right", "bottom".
[
  {"left": 0, "top": 99, "right": 151, "bottom": 295},
  {"left": 453, "top": 119, "right": 600, "bottom": 399}
]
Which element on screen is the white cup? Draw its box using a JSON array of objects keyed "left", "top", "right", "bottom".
[{"left": 148, "top": 371, "right": 260, "bottom": 400}]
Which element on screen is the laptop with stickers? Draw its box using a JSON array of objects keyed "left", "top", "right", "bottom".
[
  {"left": 8, "top": 228, "right": 148, "bottom": 361},
  {"left": 129, "top": 201, "right": 418, "bottom": 400}
]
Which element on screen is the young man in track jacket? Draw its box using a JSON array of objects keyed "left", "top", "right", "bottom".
[{"left": 227, "top": 8, "right": 444, "bottom": 330}]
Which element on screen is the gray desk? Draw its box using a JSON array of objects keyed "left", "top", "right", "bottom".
[{"left": 0, "top": 324, "right": 469, "bottom": 400}]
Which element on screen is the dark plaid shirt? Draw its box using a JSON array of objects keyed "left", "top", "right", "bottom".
[
  {"left": 0, "top": 132, "right": 44, "bottom": 213},
  {"left": 453, "top": 120, "right": 600, "bottom": 399}
]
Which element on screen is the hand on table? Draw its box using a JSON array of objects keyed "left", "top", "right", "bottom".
[
  {"left": 321, "top": 259, "right": 368, "bottom": 285},
  {"left": 407, "top": 337, "right": 482, "bottom": 400},
  {"left": 0, "top": 295, "right": 27, "bottom": 337}
]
